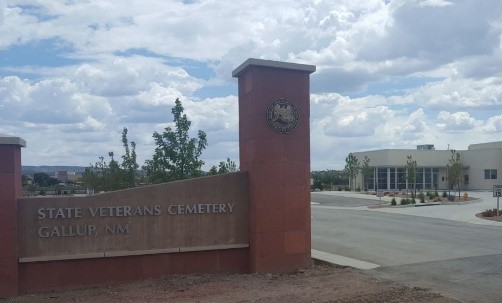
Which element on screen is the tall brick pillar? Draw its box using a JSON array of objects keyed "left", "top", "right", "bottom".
[
  {"left": 233, "top": 58, "right": 315, "bottom": 273},
  {"left": 0, "top": 135, "right": 25, "bottom": 297}
]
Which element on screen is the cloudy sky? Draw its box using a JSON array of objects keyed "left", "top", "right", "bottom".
[{"left": 1, "top": 0, "right": 501, "bottom": 171}]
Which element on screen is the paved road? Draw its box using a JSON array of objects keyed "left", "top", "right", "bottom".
[{"left": 311, "top": 194, "right": 502, "bottom": 303}]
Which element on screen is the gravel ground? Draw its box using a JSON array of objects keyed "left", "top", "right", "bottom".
[{"left": 1, "top": 262, "right": 459, "bottom": 303}]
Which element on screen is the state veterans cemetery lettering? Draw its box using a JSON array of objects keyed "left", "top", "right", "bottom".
[{"left": 36, "top": 203, "right": 236, "bottom": 238}]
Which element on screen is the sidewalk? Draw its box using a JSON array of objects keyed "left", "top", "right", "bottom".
[{"left": 313, "top": 190, "right": 502, "bottom": 227}]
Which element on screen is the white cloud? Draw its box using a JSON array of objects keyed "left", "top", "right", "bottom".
[
  {"left": 1, "top": 0, "right": 502, "bottom": 170},
  {"left": 324, "top": 105, "right": 393, "bottom": 137},
  {"left": 418, "top": 0, "right": 454, "bottom": 8},
  {"left": 0, "top": 76, "right": 113, "bottom": 124},
  {"left": 437, "top": 111, "right": 479, "bottom": 131},
  {"left": 481, "top": 115, "right": 502, "bottom": 133},
  {"left": 400, "top": 78, "right": 502, "bottom": 109}
]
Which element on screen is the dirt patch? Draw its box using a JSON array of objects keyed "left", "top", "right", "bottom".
[
  {"left": 476, "top": 212, "right": 502, "bottom": 222},
  {"left": 1, "top": 263, "right": 459, "bottom": 303},
  {"left": 366, "top": 192, "right": 480, "bottom": 208}
]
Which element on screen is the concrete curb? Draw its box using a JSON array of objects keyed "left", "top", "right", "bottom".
[{"left": 311, "top": 249, "right": 380, "bottom": 270}]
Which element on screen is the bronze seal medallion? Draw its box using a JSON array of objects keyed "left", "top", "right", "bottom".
[{"left": 266, "top": 98, "right": 299, "bottom": 134}]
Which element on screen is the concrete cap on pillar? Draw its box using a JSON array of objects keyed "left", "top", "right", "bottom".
[
  {"left": 0, "top": 134, "right": 27, "bottom": 147},
  {"left": 232, "top": 58, "right": 316, "bottom": 78}
]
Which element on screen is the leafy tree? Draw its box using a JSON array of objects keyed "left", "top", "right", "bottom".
[
  {"left": 208, "top": 158, "right": 238, "bottom": 175},
  {"left": 405, "top": 155, "right": 417, "bottom": 196},
  {"left": 82, "top": 153, "right": 120, "bottom": 192},
  {"left": 219, "top": 158, "right": 238, "bottom": 174},
  {"left": 22, "top": 174, "right": 31, "bottom": 185},
  {"left": 447, "top": 149, "right": 463, "bottom": 199},
  {"left": 208, "top": 165, "right": 218, "bottom": 175},
  {"left": 311, "top": 170, "right": 348, "bottom": 190},
  {"left": 33, "top": 172, "right": 58, "bottom": 187},
  {"left": 121, "top": 128, "right": 139, "bottom": 188},
  {"left": 82, "top": 128, "right": 138, "bottom": 192},
  {"left": 144, "top": 98, "right": 207, "bottom": 183},
  {"left": 361, "top": 156, "right": 372, "bottom": 191},
  {"left": 344, "top": 153, "right": 360, "bottom": 191},
  {"left": 82, "top": 166, "right": 99, "bottom": 192}
]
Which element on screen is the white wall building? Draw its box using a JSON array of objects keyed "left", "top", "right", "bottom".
[{"left": 352, "top": 142, "right": 502, "bottom": 191}]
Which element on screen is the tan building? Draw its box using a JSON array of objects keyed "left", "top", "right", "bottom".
[{"left": 352, "top": 142, "right": 502, "bottom": 191}]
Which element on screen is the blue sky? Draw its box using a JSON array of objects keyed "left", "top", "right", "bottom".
[{"left": 1, "top": 0, "right": 501, "bottom": 170}]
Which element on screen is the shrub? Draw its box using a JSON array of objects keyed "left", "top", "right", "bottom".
[
  {"left": 411, "top": 198, "right": 416, "bottom": 204},
  {"left": 400, "top": 198, "right": 409, "bottom": 205},
  {"left": 434, "top": 191, "right": 439, "bottom": 197},
  {"left": 447, "top": 195, "right": 455, "bottom": 202},
  {"left": 338, "top": 187, "right": 342, "bottom": 191},
  {"left": 39, "top": 190, "right": 46, "bottom": 196},
  {"left": 420, "top": 195, "right": 425, "bottom": 203},
  {"left": 442, "top": 191, "right": 447, "bottom": 198},
  {"left": 356, "top": 186, "right": 361, "bottom": 192},
  {"left": 391, "top": 197, "right": 397, "bottom": 206},
  {"left": 480, "top": 209, "right": 500, "bottom": 217}
]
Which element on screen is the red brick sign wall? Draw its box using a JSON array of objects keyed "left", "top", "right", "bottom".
[
  {"left": 17, "top": 173, "right": 250, "bottom": 293},
  {"left": 18, "top": 173, "right": 248, "bottom": 262},
  {"left": 0, "top": 137, "right": 24, "bottom": 297},
  {"left": 233, "top": 59, "right": 315, "bottom": 273},
  {"left": 0, "top": 58, "right": 315, "bottom": 297}
]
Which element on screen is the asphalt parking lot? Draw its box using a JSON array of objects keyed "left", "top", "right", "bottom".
[{"left": 311, "top": 191, "right": 502, "bottom": 302}]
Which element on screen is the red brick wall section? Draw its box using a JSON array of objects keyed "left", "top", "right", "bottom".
[
  {"left": 234, "top": 59, "right": 315, "bottom": 273},
  {"left": 15, "top": 171, "right": 250, "bottom": 294},
  {"left": 0, "top": 143, "right": 22, "bottom": 298},
  {"left": 18, "top": 248, "right": 249, "bottom": 293}
]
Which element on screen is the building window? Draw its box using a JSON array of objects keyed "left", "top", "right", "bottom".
[
  {"left": 416, "top": 168, "right": 424, "bottom": 190},
  {"left": 377, "top": 168, "right": 387, "bottom": 190},
  {"left": 397, "top": 168, "right": 406, "bottom": 190},
  {"left": 365, "top": 168, "right": 375, "bottom": 191},
  {"left": 484, "top": 169, "right": 497, "bottom": 180},
  {"left": 424, "top": 168, "right": 432, "bottom": 190},
  {"left": 390, "top": 168, "right": 396, "bottom": 190}
]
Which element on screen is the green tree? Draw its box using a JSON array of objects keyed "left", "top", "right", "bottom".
[
  {"left": 208, "top": 165, "right": 218, "bottom": 175},
  {"left": 311, "top": 170, "right": 348, "bottom": 190},
  {"left": 344, "top": 153, "right": 360, "bottom": 191},
  {"left": 208, "top": 158, "right": 238, "bottom": 175},
  {"left": 82, "top": 153, "right": 121, "bottom": 192},
  {"left": 361, "top": 156, "right": 372, "bottom": 191},
  {"left": 33, "top": 172, "right": 58, "bottom": 187},
  {"left": 144, "top": 98, "right": 207, "bottom": 183},
  {"left": 82, "top": 128, "right": 138, "bottom": 192},
  {"left": 218, "top": 158, "right": 238, "bottom": 174},
  {"left": 121, "top": 128, "right": 139, "bottom": 188},
  {"left": 106, "top": 152, "right": 124, "bottom": 190},
  {"left": 405, "top": 155, "right": 417, "bottom": 196},
  {"left": 447, "top": 149, "right": 463, "bottom": 199},
  {"left": 82, "top": 166, "right": 99, "bottom": 192}
]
